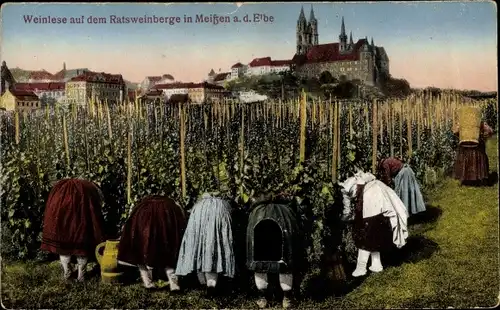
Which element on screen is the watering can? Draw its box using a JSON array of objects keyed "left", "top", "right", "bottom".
[{"left": 95, "top": 239, "right": 124, "bottom": 283}]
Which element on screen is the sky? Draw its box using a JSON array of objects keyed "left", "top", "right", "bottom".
[{"left": 0, "top": 2, "right": 497, "bottom": 91}]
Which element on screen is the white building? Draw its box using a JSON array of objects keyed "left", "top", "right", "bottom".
[
  {"left": 153, "top": 83, "right": 189, "bottom": 100},
  {"left": 140, "top": 74, "right": 175, "bottom": 92},
  {"left": 245, "top": 57, "right": 292, "bottom": 76}
]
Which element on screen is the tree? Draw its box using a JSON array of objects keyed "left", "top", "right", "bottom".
[
  {"left": 380, "top": 74, "right": 411, "bottom": 97},
  {"left": 319, "top": 71, "right": 335, "bottom": 85}
]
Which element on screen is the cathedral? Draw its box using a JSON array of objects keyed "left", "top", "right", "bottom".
[{"left": 292, "top": 6, "right": 390, "bottom": 87}]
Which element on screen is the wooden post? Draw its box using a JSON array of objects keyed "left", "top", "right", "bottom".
[
  {"left": 62, "top": 114, "right": 70, "bottom": 171},
  {"left": 389, "top": 100, "right": 394, "bottom": 157},
  {"left": 348, "top": 102, "right": 353, "bottom": 139},
  {"left": 372, "top": 99, "right": 378, "bottom": 174},
  {"left": 417, "top": 97, "right": 421, "bottom": 150},
  {"left": 239, "top": 105, "right": 245, "bottom": 197},
  {"left": 14, "top": 110, "right": 20, "bottom": 145},
  {"left": 336, "top": 101, "right": 341, "bottom": 172},
  {"left": 106, "top": 104, "right": 113, "bottom": 140},
  {"left": 407, "top": 99, "right": 413, "bottom": 161},
  {"left": 330, "top": 102, "right": 336, "bottom": 181},
  {"left": 299, "top": 89, "right": 307, "bottom": 163},
  {"left": 179, "top": 102, "right": 187, "bottom": 200},
  {"left": 399, "top": 102, "right": 403, "bottom": 157},
  {"left": 126, "top": 125, "right": 132, "bottom": 205}
]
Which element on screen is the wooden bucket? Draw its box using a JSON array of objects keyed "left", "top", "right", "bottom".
[{"left": 458, "top": 106, "right": 481, "bottom": 147}]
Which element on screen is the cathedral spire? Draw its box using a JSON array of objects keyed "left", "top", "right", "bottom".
[
  {"left": 309, "top": 5, "right": 316, "bottom": 21},
  {"left": 63, "top": 62, "right": 66, "bottom": 71},
  {"left": 340, "top": 17, "right": 346, "bottom": 37},
  {"left": 349, "top": 31, "right": 353, "bottom": 45},
  {"left": 299, "top": 6, "right": 306, "bottom": 20},
  {"left": 371, "top": 37, "right": 374, "bottom": 46}
]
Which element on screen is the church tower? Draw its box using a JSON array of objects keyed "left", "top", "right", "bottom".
[
  {"left": 339, "top": 17, "right": 348, "bottom": 53},
  {"left": 296, "top": 6, "right": 308, "bottom": 55},
  {"left": 309, "top": 5, "right": 318, "bottom": 46},
  {"left": 296, "top": 6, "right": 319, "bottom": 55}
]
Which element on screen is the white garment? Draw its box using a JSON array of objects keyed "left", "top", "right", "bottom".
[
  {"left": 254, "top": 272, "right": 293, "bottom": 292},
  {"left": 340, "top": 171, "right": 409, "bottom": 248}
]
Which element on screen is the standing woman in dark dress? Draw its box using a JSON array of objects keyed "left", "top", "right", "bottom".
[{"left": 453, "top": 121, "right": 494, "bottom": 186}]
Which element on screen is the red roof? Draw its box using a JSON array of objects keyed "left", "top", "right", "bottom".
[
  {"left": 231, "top": 62, "right": 244, "bottom": 69},
  {"left": 293, "top": 39, "right": 368, "bottom": 65},
  {"left": 14, "top": 82, "right": 65, "bottom": 92},
  {"left": 10, "top": 89, "right": 39, "bottom": 100},
  {"left": 147, "top": 76, "right": 163, "bottom": 82},
  {"left": 271, "top": 59, "right": 292, "bottom": 66},
  {"left": 248, "top": 57, "right": 272, "bottom": 67},
  {"left": 153, "top": 82, "right": 224, "bottom": 90},
  {"left": 69, "top": 71, "right": 124, "bottom": 84},
  {"left": 248, "top": 57, "right": 293, "bottom": 67},
  {"left": 29, "top": 70, "right": 58, "bottom": 81},
  {"left": 213, "top": 73, "right": 230, "bottom": 82}
]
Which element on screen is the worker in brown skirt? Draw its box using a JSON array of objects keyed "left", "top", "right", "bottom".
[
  {"left": 40, "top": 178, "right": 107, "bottom": 282},
  {"left": 117, "top": 195, "right": 187, "bottom": 290},
  {"left": 453, "top": 121, "right": 494, "bottom": 186}
]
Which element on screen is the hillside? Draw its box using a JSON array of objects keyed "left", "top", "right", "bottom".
[{"left": 9, "top": 67, "right": 139, "bottom": 90}]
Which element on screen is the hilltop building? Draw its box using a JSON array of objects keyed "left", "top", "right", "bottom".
[
  {"left": 292, "top": 6, "right": 389, "bottom": 86},
  {"left": 210, "top": 6, "right": 390, "bottom": 88}
]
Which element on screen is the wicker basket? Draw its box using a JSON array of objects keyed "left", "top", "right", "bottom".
[{"left": 458, "top": 106, "right": 481, "bottom": 147}]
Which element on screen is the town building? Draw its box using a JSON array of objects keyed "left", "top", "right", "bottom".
[
  {"left": 0, "top": 88, "right": 40, "bottom": 112},
  {"left": 152, "top": 82, "right": 228, "bottom": 104},
  {"left": 65, "top": 71, "right": 126, "bottom": 105},
  {"left": 139, "top": 74, "right": 175, "bottom": 92},
  {"left": 207, "top": 70, "right": 231, "bottom": 87},
  {"left": 13, "top": 82, "right": 65, "bottom": 105},
  {"left": 231, "top": 63, "right": 246, "bottom": 79},
  {"left": 292, "top": 6, "right": 389, "bottom": 86}
]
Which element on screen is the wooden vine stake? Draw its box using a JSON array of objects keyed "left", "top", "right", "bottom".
[
  {"left": 62, "top": 114, "right": 70, "bottom": 171},
  {"left": 239, "top": 105, "right": 245, "bottom": 198},
  {"left": 126, "top": 123, "right": 132, "bottom": 205},
  {"left": 372, "top": 99, "right": 378, "bottom": 174},
  {"left": 348, "top": 102, "right": 353, "bottom": 139},
  {"left": 299, "top": 89, "right": 307, "bottom": 163},
  {"left": 417, "top": 97, "right": 421, "bottom": 150},
  {"left": 399, "top": 102, "right": 403, "bottom": 157},
  {"left": 406, "top": 98, "right": 413, "bottom": 161},
  {"left": 106, "top": 104, "right": 113, "bottom": 140},
  {"left": 389, "top": 100, "right": 394, "bottom": 157},
  {"left": 179, "top": 102, "right": 187, "bottom": 200},
  {"left": 331, "top": 101, "right": 339, "bottom": 182},
  {"left": 336, "top": 101, "right": 341, "bottom": 173},
  {"left": 14, "top": 110, "right": 20, "bottom": 145}
]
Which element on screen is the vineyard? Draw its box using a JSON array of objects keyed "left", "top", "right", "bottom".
[{"left": 0, "top": 92, "right": 498, "bottom": 295}]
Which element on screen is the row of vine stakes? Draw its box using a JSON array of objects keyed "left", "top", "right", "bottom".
[{"left": 5, "top": 90, "right": 490, "bottom": 203}]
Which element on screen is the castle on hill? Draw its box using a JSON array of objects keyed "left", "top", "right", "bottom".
[{"left": 292, "top": 6, "right": 390, "bottom": 87}]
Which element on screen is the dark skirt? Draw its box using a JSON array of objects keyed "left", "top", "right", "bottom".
[
  {"left": 118, "top": 196, "right": 187, "bottom": 268},
  {"left": 40, "top": 179, "right": 106, "bottom": 257},
  {"left": 453, "top": 142, "right": 489, "bottom": 184},
  {"left": 353, "top": 214, "right": 394, "bottom": 252}
]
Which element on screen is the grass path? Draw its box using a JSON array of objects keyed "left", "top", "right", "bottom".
[{"left": 1, "top": 138, "right": 499, "bottom": 309}]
